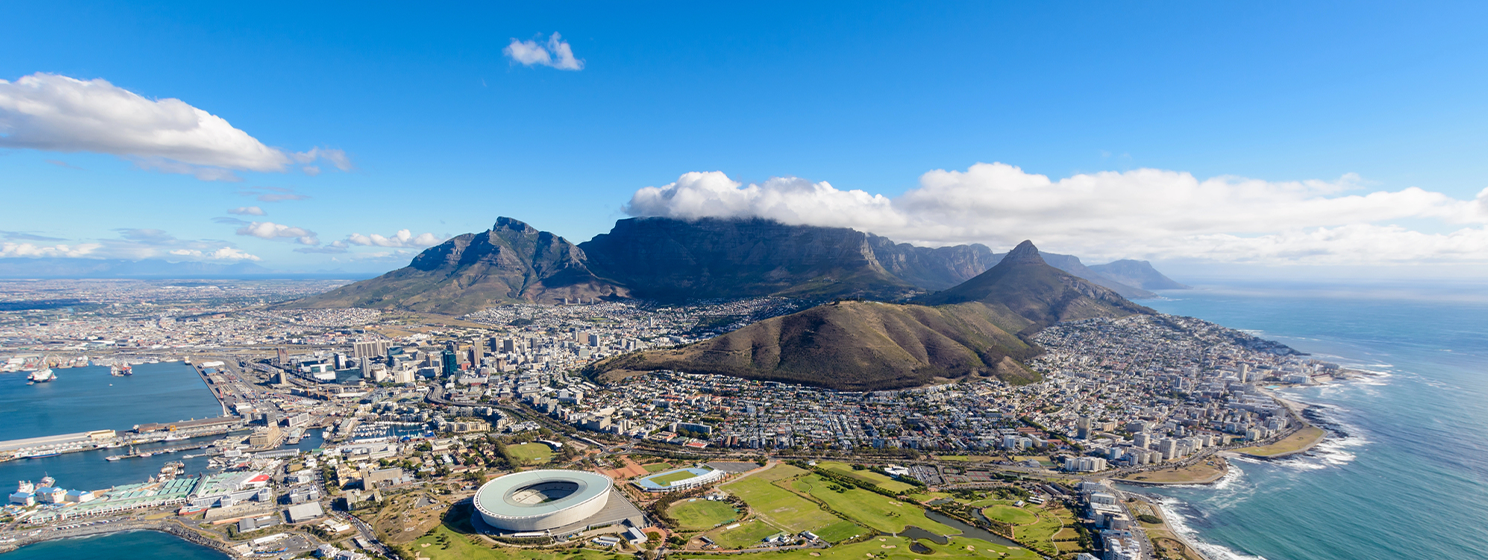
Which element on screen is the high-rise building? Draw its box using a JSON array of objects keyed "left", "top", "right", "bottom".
[
  {"left": 1133, "top": 433, "right": 1151, "bottom": 449},
  {"left": 471, "top": 338, "right": 484, "bottom": 367},
  {"left": 441, "top": 350, "right": 459, "bottom": 377},
  {"left": 353, "top": 341, "right": 390, "bottom": 363},
  {"left": 275, "top": 347, "right": 289, "bottom": 366}
]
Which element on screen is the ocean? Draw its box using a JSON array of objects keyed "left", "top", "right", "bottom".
[
  {"left": 0, "top": 361, "right": 223, "bottom": 441},
  {"left": 1133, "top": 280, "right": 1488, "bottom": 559},
  {"left": 1, "top": 530, "right": 227, "bottom": 560}
]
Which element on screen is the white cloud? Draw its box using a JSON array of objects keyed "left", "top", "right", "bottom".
[
  {"left": 1, "top": 242, "right": 101, "bottom": 258},
  {"left": 167, "top": 247, "right": 261, "bottom": 261},
  {"left": 235, "top": 221, "right": 319, "bottom": 246},
  {"left": 228, "top": 206, "right": 265, "bottom": 216},
  {"left": 503, "top": 33, "right": 584, "bottom": 71},
  {"left": 627, "top": 171, "right": 905, "bottom": 231},
  {"left": 0, "top": 228, "right": 261, "bottom": 263},
  {"left": 346, "top": 229, "right": 443, "bottom": 248},
  {"left": 0, "top": 73, "right": 350, "bottom": 180},
  {"left": 292, "top": 147, "right": 352, "bottom": 171},
  {"left": 623, "top": 164, "right": 1488, "bottom": 266}
]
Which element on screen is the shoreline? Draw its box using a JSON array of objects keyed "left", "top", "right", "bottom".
[{"left": 0, "top": 522, "right": 236, "bottom": 558}]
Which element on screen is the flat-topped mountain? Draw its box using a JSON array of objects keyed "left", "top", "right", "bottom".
[
  {"left": 288, "top": 218, "right": 626, "bottom": 314},
  {"left": 590, "top": 240, "right": 1151, "bottom": 390},
  {"left": 579, "top": 217, "right": 916, "bottom": 301},
  {"left": 289, "top": 216, "right": 1180, "bottom": 313}
]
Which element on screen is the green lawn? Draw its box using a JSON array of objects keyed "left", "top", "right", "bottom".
[
  {"left": 675, "top": 535, "right": 1042, "bottom": 560},
  {"left": 816, "top": 461, "right": 918, "bottom": 493},
  {"left": 1014, "top": 506, "right": 1074, "bottom": 556},
  {"left": 905, "top": 491, "right": 953, "bottom": 503},
  {"left": 649, "top": 469, "right": 705, "bottom": 486},
  {"left": 791, "top": 474, "right": 956, "bottom": 535},
  {"left": 669, "top": 499, "right": 738, "bottom": 530},
  {"left": 641, "top": 462, "right": 673, "bottom": 473},
  {"left": 720, "top": 465, "right": 863, "bottom": 542},
  {"left": 710, "top": 520, "right": 779, "bottom": 549},
  {"left": 412, "top": 524, "right": 628, "bottom": 560},
  {"left": 982, "top": 505, "right": 1036, "bottom": 526},
  {"left": 506, "top": 443, "right": 554, "bottom": 465}
]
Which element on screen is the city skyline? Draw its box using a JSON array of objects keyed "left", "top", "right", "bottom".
[{"left": 3, "top": 2, "right": 1488, "bottom": 278}]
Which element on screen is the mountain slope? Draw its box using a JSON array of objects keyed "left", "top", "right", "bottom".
[
  {"left": 1089, "top": 259, "right": 1190, "bottom": 290},
  {"left": 866, "top": 235, "right": 1003, "bottom": 291},
  {"left": 1036, "top": 253, "right": 1157, "bottom": 299},
  {"left": 288, "top": 218, "right": 626, "bottom": 314},
  {"left": 579, "top": 217, "right": 917, "bottom": 301},
  {"left": 591, "top": 240, "right": 1151, "bottom": 391},
  {"left": 590, "top": 300, "right": 1041, "bottom": 391},
  {"left": 915, "top": 240, "right": 1152, "bottom": 335}
]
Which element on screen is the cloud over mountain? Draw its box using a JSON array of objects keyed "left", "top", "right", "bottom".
[{"left": 624, "top": 163, "right": 1488, "bottom": 265}]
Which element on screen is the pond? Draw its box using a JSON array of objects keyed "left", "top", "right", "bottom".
[{"left": 923, "top": 510, "right": 1020, "bottom": 548}]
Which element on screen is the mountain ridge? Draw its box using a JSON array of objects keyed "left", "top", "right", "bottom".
[
  {"left": 289, "top": 216, "right": 1180, "bottom": 313},
  {"left": 590, "top": 240, "right": 1153, "bottom": 391}
]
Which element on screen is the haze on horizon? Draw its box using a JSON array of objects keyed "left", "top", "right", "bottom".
[{"left": 3, "top": 2, "right": 1487, "bottom": 281}]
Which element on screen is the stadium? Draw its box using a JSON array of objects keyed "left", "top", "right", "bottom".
[
  {"left": 632, "top": 466, "right": 726, "bottom": 493},
  {"left": 472, "top": 470, "right": 615, "bottom": 532}
]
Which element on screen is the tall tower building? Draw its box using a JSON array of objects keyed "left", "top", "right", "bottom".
[{"left": 471, "top": 338, "right": 485, "bottom": 368}]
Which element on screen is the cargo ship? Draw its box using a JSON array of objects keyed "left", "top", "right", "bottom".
[{"left": 27, "top": 367, "right": 54, "bottom": 384}]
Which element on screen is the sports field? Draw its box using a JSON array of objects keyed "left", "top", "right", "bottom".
[
  {"left": 711, "top": 520, "right": 779, "bottom": 549},
  {"left": 815, "top": 461, "right": 918, "bottom": 493},
  {"left": 718, "top": 464, "right": 863, "bottom": 542},
  {"left": 506, "top": 443, "right": 553, "bottom": 465},
  {"left": 791, "top": 474, "right": 955, "bottom": 535},
  {"left": 650, "top": 469, "right": 704, "bottom": 486},
  {"left": 669, "top": 499, "right": 738, "bottom": 530},
  {"left": 642, "top": 462, "right": 673, "bottom": 473}
]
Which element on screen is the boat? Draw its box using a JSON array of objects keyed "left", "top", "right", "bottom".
[
  {"left": 27, "top": 368, "right": 54, "bottom": 383},
  {"left": 120, "top": 364, "right": 133, "bottom": 376}
]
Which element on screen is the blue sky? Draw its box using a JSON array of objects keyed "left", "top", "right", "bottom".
[{"left": 2, "top": 1, "right": 1487, "bottom": 277}]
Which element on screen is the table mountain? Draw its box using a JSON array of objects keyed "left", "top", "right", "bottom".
[
  {"left": 289, "top": 216, "right": 1177, "bottom": 314},
  {"left": 579, "top": 217, "right": 917, "bottom": 301}
]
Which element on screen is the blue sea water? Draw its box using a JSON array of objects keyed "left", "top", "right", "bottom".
[
  {"left": 2, "top": 530, "right": 227, "bottom": 560},
  {"left": 1133, "top": 280, "right": 1488, "bottom": 559},
  {"left": 0, "top": 362, "right": 223, "bottom": 441}
]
